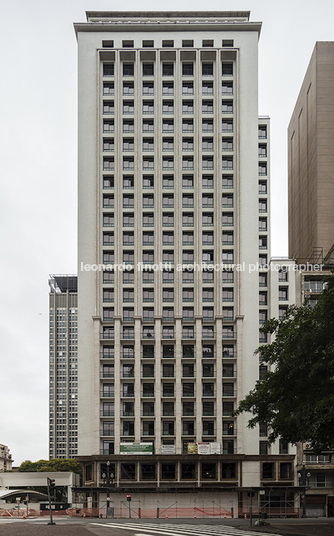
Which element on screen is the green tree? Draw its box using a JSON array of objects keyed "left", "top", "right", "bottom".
[
  {"left": 235, "top": 272, "right": 334, "bottom": 453},
  {"left": 18, "top": 458, "right": 82, "bottom": 476}
]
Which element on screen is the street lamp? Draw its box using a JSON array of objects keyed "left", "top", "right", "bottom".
[
  {"left": 102, "top": 461, "right": 114, "bottom": 518},
  {"left": 297, "top": 464, "right": 311, "bottom": 517}
]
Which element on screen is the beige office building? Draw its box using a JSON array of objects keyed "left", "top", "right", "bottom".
[
  {"left": 288, "top": 42, "right": 334, "bottom": 263},
  {"left": 74, "top": 11, "right": 296, "bottom": 515}
]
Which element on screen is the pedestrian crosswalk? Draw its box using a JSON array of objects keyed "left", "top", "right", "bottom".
[{"left": 90, "top": 521, "right": 269, "bottom": 536}]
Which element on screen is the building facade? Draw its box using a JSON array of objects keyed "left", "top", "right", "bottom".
[
  {"left": 0, "top": 444, "right": 12, "bottom": 472},
  {"left": 288, "top": 42, "right": 334, "bottom": 263},
  {"left": 49, "top": 275, "right": 78, "bottom": 459},
  {"left": 74, "top": 11, "right": 297, "bottom": 515}
]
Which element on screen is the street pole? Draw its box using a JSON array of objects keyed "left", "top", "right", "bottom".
[
  {"left": 298, "top": 464, "right": 311, "bottom": 518},
  {"left": 47, "top": 477, "right": 56, "bottom": 525}
]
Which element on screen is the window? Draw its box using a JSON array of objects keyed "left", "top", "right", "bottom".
[
  {"left": 182, "top": 63, "right": 193, "bottom": 76},
  {"left": 163, "top": 250, "right": 174, "bottom": 262},
  {"left": 182, "top": 81, "right": 193, "bottom": 95},
  {"left": 163, "top": 175, "right": 174, "bottom": 189},
  {"left": 103, "top": 120, "right": 114, "bottom": 133},
  {"left": 123, "top": 271, "right": 134, "bottom": 284},
  {"left": 183, "top": 307, "right": 194, "bottom": 321},
  {"left": 222, "top": 156, "right": 233, "bottom": 169},
  {"left": 103, "top": 101, "right": 114, "bottom": 114},
  {"left": 183, "top": 421, "right": 195, "bottom": 436},
  {"left": 123, "top": 100, "right": 134, "bottom": 114},
  {"left": 103, "top": 63, "right": 114, "bottom": 76},
  {"left": 202, "top": 81, "right": 213, "bottom": 95},
  {"left": 162, "top": 100, "right": 174, "bottom": 113},
  {"left": 222, "top": 81, "right": 233, "bottom": 94},
  {"left": 183, "top": 288, "right": 194, "bottom": 301},
  {"left": 143, "top": 100, "right": 154, "bottom": 114},
  {"left": 163, "top": 288, "right": 174, "bottom": 302},
  {"left": 103, "top": 176, "right": 114, "bottom": 189},
  {"left": 123, "top": 213, "right": 134, "bottom": 227},
  {"left": 182, "top": 137, "right": 194, "bottom": 151},
  {"left": 182, "top": 194, "right": 193, "bottom": 207},
  {"left": 202, "top": 119, "right": 213, "bottom": 132},
  {"left": 162, "top": 138, "right": 174, "bottom": 151},
  {"left": 182, "top": 212, "right": 194, "bottom": 226},
  {"left": 222, "top": 138, "right": 233, "bottom": 151},
  {"left": 162, "top": 81, "right": 174, "bottom": 95},
  {"left": 259, "top": 125, "right": 267, "bottom": 138},
  {"left": 202, "top": 251, "right": 214, "bottom": 263},
  {"left": 163, "top": 421, "right": 174, "bottom": 435},
  {"left": 142, "top": 251, "right": 154, "bottom": 264},
  {"left": 143, "top": 138, "right": 154, "bottom": 152},
  {"left": 143, "top": 156, "right": 154, "bottom": 170},
  {"left": 202, "top": 138, "right": 213, "bottom": 151},
  {"left": 143, "top": 81, "right": 154, "bottom": 95},
  {"left": 143, "top": 231, "right": 154, "bottom": 245},
  {"left": 123, "top": 63, "right": 134, "bottom": 76},
  {"left": 222, "top": 63, "right": 233, "bottom": 76},
  {"left": 182, "top": 100, "right": 194, "bottom": 114},
  {"left": 202, "top": 63, "right": 213, "bottom": 76},
  {"left": 279, "top": 287, "right": 288, "bottom": 301},
  {"left": 162, "top": 39, "right": 174, "bottom": 47},
  {"left": 143, "top": 63, "right": 154, "bottom": 76},
  {"left": 123, "top": 81, "right": 134, "bottom": 95},
  {"left": 222, "top": 100, "right": 233, "bottom": 113},
  {"left": 202, "top": 100, "right": 213, "bottom": 113},
  {"left": 259, "top": 144, "right": 267, "bottom": 157},
  {"left": 143, "top": 175, "right": 154, "bottom": 189},
  {"left": 162, "top": 307, "right": 174, "bottom": 321},
  {"left": 259, "top": 162, "right": 267, "bottom": 175},
  {"left": 203, "top": 231, "right": 213, "bottom": 245},
  {"left": 182, "top": 119, "right": 194, "bottom": 133},
  {"left": 163, "top": 402, "right": 174, "bottom": 416},
  {"left": 123, "top": 138, "right": 134, "bottom": 152},
  {"left": 203, "top": 156, "right": 214, "bottom": 169},
  {"left": 104, "top": 158, "right": 114, "bottom": 170},
  {"left": 163, "top": 63, "right": 174, "bottom": 76},
  {"left": 183, "top": 231, "right": 194, "bottom": 245},
  {"left": 182, "top": 175, "right": 193, "bottom": 188},
  {"left": 163, "top": 156, "right": 174, "bottom": 170},
  {"left": 162, "top": 119, "right": 174, "bottom": 132},
  {"left": 123, "top": 288, "right": 134, "bottom": 303},
  {"left": 203, "top": 212, "right": 214, "bottom": 226},
  {"left": 143, "top": 119, "right": 154, "bottom": 132},
  {"left": 143, "top": 213, "right": 154, "bottom": 226},
  {"left": 182, "top": 156, "right": 193, "bottom": 170},
  {"left": 162, "top": 194, "right": 174, "bottom": 208},
  {"left": 123, "top": 119, "right": 134, "bottom": 133},
  {"left": 103, "top": 214, "right": 114, "bottom": 227}
]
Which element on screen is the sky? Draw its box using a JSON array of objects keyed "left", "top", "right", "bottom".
[{"left": 0, "top": 0, "right": 334, "bottom": 466}]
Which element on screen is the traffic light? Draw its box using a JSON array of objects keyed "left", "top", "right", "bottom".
[
  {"left": 247, "top": 491, "right": 255, "bottom": 498},
  {"left": 126, "top": 494, "right": 131, "bottom": 502},
  {"left": 48, "top": 478, "right": 56, "bottom": 488}
]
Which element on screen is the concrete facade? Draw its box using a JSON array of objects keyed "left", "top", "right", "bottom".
[
  {"left": 288, "top": 42, "right": 334, "bottom": 262},
  {"left": 74, "top": 11, "right": 297, "bottom": 515},
  {"left": 0, "top": 445, "right": 12, "bottom": 472}
]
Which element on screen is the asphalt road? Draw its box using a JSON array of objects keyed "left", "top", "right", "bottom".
[{"left": 1, "top": 518, "right": 334, "bottom": 536}]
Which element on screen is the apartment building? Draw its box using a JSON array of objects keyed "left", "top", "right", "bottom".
[
  {"left": 74, "top": 11, "right": 296, "bottom": 515},
  {"left": 49, "top": 275, "right": 78, "bottom": 459}
]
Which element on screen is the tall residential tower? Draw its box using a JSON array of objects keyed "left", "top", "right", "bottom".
[{"left": 49, "top": 275, "right": 78, "bottom": 459}]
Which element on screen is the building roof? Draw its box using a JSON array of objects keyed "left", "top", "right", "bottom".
[{"left": 49, "top": 275, "right": 77, "bottom": 294}]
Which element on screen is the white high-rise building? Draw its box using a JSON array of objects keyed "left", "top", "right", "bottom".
[{"left": 74, "top": 11, "right": 296, "bottom": 515}]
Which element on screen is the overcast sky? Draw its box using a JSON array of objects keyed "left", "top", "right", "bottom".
[{"left": 1, "top": 0, "right": 333, "bottom": 466}]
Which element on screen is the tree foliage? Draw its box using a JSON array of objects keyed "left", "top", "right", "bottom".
[
  {"left": 235, "top": 272, "right": 334, "bottom": 453},
  {"left": 18, "top": 458, "right": 82, "bottom": 475}
]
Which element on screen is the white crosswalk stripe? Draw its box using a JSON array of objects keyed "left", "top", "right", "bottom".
[{"left": 90, "top": 521, "right": 270, "bottom": 536}]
